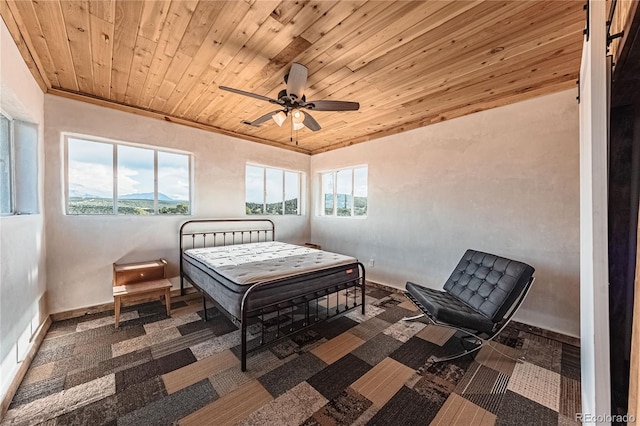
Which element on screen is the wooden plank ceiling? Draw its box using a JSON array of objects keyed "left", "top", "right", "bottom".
[{"left": 1, "top": 0, "right": 584, "bottom": 154}]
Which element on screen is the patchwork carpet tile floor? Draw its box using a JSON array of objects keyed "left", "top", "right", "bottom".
[{"left": 2, "top": 287, "right": 581, "bottom": 426}]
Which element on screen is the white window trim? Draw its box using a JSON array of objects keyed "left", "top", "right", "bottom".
[
  {"left": 0, "top": 112, "right": 41, "bottom": 218},
  {"left": 245, "top": 162, "right": 304, "bottom": 216},
  {"left": 62, "top": 132, "right": 193, "bottom": 216},
  {"left": 318, "top": 164, "right": 368, "bottom": 219},
  {"left": 1, "top": 111, "right": 15, "bottom": 216}
]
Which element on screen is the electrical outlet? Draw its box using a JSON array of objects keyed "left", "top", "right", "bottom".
[{"left": 368, "top": 258, "right": 375, "bottom": 268}]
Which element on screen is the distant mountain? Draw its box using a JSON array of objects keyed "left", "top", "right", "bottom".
[
  {"left": 69, "top": 188, "right": 100, "bottom": 198},
  {"left": 120, "top": 192, "right": 173, "bottom": 201}
]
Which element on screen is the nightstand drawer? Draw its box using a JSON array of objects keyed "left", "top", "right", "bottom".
[{"left": 113, "top": 259, "right": 166, "bottom": 286}]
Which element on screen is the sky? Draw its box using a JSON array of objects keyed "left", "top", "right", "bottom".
[
  {"left": 322, "top": 166, "right": 368, "bottom": 197},
  {"left": 68, "top": 138, "right": 189, "bottom": 201},
  {"left": 245, "top": 165, "right": 300, "bottom": 204}
]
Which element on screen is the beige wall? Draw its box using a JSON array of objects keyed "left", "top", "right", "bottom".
[
  {"left": 0, "top": 21, "right": 47, "bottom": 400},
  {"left": 310, "top": 90, "right": 580, "bottom": 337},
  {"left": 44, "top": 95, "right": 310, "bottom": 314}
]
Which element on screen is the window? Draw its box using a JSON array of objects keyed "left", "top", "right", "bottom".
[
  {"left": 320, "top": 166, "right": 367, "bottom": 217},
  {"left": 1, "top": 113, "right": 38, "bottom": 216},
  {"left": 245, "top": 164, "right": 302, "bottom": 215},
  {"left": 0, "top": 115, "right": 11, "bottom": 214},
  {"left": 66, "top": 135, "right": 191, "bottom": 215}
]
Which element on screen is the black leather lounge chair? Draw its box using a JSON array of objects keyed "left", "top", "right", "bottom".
[{"left": 404, "top": 249, "right": 535, "bottom": 362}]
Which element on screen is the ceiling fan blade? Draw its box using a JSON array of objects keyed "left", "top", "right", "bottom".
[
  {"left": 242, "top": 110, "right": 283, "bottom": 127},
  {"left": 286, "top": 63, "right": 308, "bottom": 99},
  {"left": 302, "top": 112, "right": 321, "bottom": 131},
  {"left": 219, "top": 86, "right": 279, "bottom": 104},
  {"left": 304, "top": 100, "right": 360, "bottom": 111}
]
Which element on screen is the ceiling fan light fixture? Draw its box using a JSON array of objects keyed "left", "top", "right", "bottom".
[
  {"left": 291, "top": 109, "right": 305, "bottom": 124},
  {"left": 293, "top": 122, "right": 305, "bottom": 131},
  {"left": 272, "top": 111, "right": 287, "bottom": 126}
]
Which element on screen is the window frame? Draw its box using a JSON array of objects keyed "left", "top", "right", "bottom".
[
  {"left": 63, "top": 133, "right": 193, "bottom": 216},
  {"left": 1, "top": 111, "right": 39, "bottom": 217},
  {"left": 0, "top": 111, "right": 15, "bottom": 216},
  {"left": 245, "top": 162, "right": 304, "bottom": 216},
  {"left": 319, "top": 164, "right": 368, "bottom": 218}
]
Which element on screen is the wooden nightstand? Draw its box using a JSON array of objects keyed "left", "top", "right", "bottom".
[{"left": 113, "top": 259, "right": 171, "bottom": 328}]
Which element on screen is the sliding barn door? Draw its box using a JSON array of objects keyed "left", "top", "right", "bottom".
[{"left": 579, "top": 0, "right": 611, "bottom": 423}]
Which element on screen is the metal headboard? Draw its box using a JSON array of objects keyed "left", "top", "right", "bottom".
[
  {"left": 179, "top": 218, "right": 275, "bottom": 294},
  {"left": 179, "top": 218, "right": 275, "bottom": 251}
]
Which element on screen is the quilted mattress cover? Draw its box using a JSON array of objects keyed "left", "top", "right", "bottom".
[{"left": 183, "top": 241, "right": 357, "bottom": 286}]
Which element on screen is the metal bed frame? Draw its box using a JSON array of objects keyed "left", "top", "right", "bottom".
[{"left": 179, "top": 219, "right": 366, "bottom": 371}]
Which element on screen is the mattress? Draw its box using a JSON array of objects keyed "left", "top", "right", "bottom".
[{"left": 182, "top": 242, "right": 360, "bottom": 319}]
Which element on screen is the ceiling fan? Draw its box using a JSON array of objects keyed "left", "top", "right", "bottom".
[{"left": 219, "top": 63, "right": 359, "bottom": 133}]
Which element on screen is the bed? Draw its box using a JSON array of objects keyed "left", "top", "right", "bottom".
[{"left": 179, "top": 219, "right": 366, "bottom": 371}]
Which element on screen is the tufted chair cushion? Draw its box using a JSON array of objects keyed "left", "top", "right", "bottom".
[
  {"left": 405, "top": 282, "right": 496, "bottom": 332},
  {"left": 442, "top": 250, "right": 535, "bottom": 322}
]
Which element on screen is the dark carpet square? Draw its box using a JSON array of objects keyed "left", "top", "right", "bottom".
[
  {"left": 494, "top": 327, "right": 525, "bottom": 349},
  {"left": 368, "top": 386, "right": 441, "bottom": 426},
  {"left": 170, "top": 300, "right": 188, "bottom": 310},
  {"left": 197, "top": 306, "right": 221, "bottom": 321},
  {"left": 561, "top": 343, "right": 581, "bottom": 381},
  {"left": 55, "top": 394, "right": 119, "bottom": 426},
  {"left": 521, "top": 334, "right": 562, "bottom": 373},
  {"left": 269, "top": 339, "right": 300, "bottom": 359},
  {"left": 308, "top": 354, "right": 372, "bottom": 401},
  {"left": 291, "top": 329, "right": 323, "bottom": 349},
  {"left": 431, "top": 334, "right": 482, "bottom": 364},
  {"left": 496, "top": 390, "right": 558, "bottom": 425},
  {"left": 412, "top": 358, "right": 472, "bottom": 406},
  {"left": 366, "top": 287, "right": 392, "bottom": 300},
  {"left": 305, "top": 388, "right": 373, "bottom": 425},
  {"left": 117, "top": 379, "right": 217, "bottom": 426},
  {"left": 375, "top": 306, "right": 414, "bottom": 324},
  {"left": 312, "top": 316, "right": 358, "bottom": 340},
  {"left": 115, "top": 360, "right": 161, "bottom": 392},
  {"left": 116, "top": 376, "right": 167, "bottom": 417},
  {"left": 258, "top": 352, "right": 326, "bottom": 397},
  {"left": 352, "top": 333, "right": 403, "bottom": 366},
  {"left": 156, "top": 348, "right": 197, "bottom": 374},
  {"left": 64, "top": 365, "right": 104, "bottom": 390},
  {"left": 10, "top": 375, "right": 65, "bottom": 408},
  {"left": 135, "top": 301, "right": 171, "bottom": 316},
  {"left": 390, "top": 336, "right": 441, "bottom": 370},
  {"left": 177, "top": 312, "right": 237, "bottom": 336}
]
